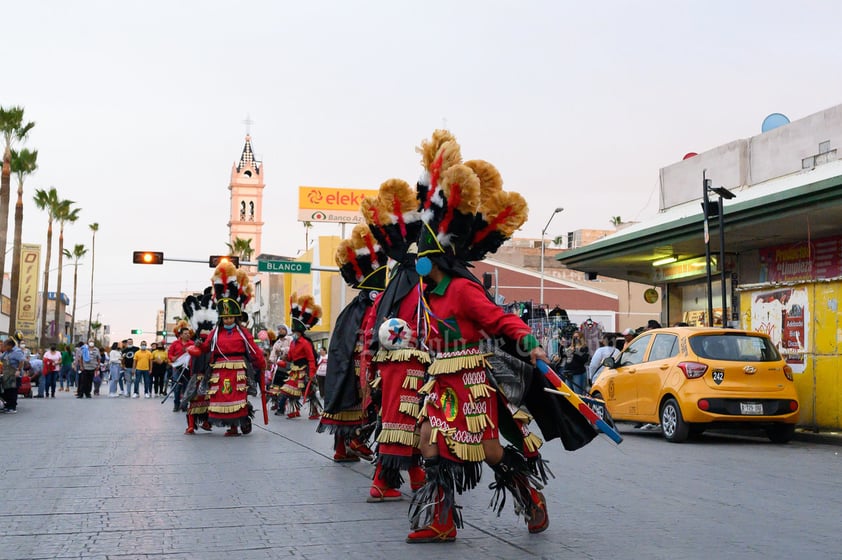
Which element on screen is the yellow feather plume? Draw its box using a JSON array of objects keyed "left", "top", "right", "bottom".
[
  {"left": 212, "top": 261, "right": 237, "bottom": 284},
  {"left": 464, "top": 160, "right": 503, "bottom": 206},
  {"left": 417, "top": 129, "right": 456, "bottom": 171},
  {"left": 378, "top": 178, "right": 415, "bottom": 216},
  {"left": 335, "top": 238, "right": 355, "bottom": 267},
  {"left": 441, "top": 164, "right": 481, "bottom": 214},
  {"left": 433, "top": 140, "right": 462, "bottom": 177},
  {"left": 482, "top": 191, "right": 529, "bottom": 236}
]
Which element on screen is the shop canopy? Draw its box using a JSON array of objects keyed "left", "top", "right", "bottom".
[{"left": 557, "top": 164, "right": 842, "bottom": 285}]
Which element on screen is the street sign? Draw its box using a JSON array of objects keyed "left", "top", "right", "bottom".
[{"left": 258, "top": 260, "right": 311, "bottom": 274}]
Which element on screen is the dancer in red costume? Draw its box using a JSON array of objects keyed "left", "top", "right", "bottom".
[
  {"left": 280, "top": 293, "right": 321, "bottom": 419},
  {"left": 359, "top": 179, "right": 428, "bottom": 502},
  {"left": 318, "top": 223, "right": 387, "bottom": 463},
  {"left": 406, "top": 130, "right": 597, "bottom": 543},
  {"left": 188, "top": 262, "right": 265, "bottom": 436},
  {"left": 179, "top": 290, "right": 216, "bottom": 435}
]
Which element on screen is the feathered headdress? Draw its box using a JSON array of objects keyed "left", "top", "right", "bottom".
[
  {"left": 289, "top": 292, "right": 322, "bottom": 332},
  {"left": 361, "top": 178, "right": 423, "bottom": 261},
  {"left": 335, "top": 223, "right": 388, "bottom": 290},
  {"left": 182, "top": 287, "right": 219, "bottom": 334},
  {"left": 211, "top": 260, "right": 253, "bottom": 318},
  {"left": 415, "top": 131, "right": 528, "bottom": 270}
]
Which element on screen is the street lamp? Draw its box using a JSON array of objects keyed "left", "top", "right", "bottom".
[
  {"left": 540, "top": 207, "right": 564, "bottom": 307},
  {"left": 702, "top": 171, "right": 736, "bottom": 327}
]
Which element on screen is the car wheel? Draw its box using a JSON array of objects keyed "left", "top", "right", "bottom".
[
  {"left": 766, "top": 423, "right": 795, "bottom": 444},
  {"left": 660, "top": 398, "right": 689, "bottom": 443},
  {"left": 591, "top": 392, "right": 617, "bottom": 430}
]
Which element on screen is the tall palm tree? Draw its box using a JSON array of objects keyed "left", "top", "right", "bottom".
[
  {"left": 34, "top": 188, "right": 63, "bottom": 344},
  {"left": 610, "top": 216, "right": 623, "bottom": 227},
  {"left": 0, "top": 106, "right": 35, "bottom": 302},
  {"left": 65, "top": 244, "right": 87, "bottom": 344},
  {"left": 9, "top": 148, "right": 38, "bottom": 332},
  {"left": 86, "top": 222, "right": 99, "bottom": 341},
  {"left": 54, "top": 201, "right": 80, "bottom": 343},
  {"left": 90, "top": 320, "right": 102, "bottom": 345},
  {"left": 303, "top": 221, "right": 313, "bottom": 250},
  {"left": 226, "top": 236, "right": 254, "bottom": 261}
]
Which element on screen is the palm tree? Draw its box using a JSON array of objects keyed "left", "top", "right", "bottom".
[
  {"left": 86, "top": 222, "right": 99, "bottom": 341},
  {"left": 54, "top": 201, "right": 80, "bottom": 343},
  {"left": 303, "top": 221, "right": 313, "bottom": 249},
  {"left": 65, "top": 244, "right": 87, "bottom": 344},
  {"left": 0, "top": 106, "right": 35, "bottom": 302},
  {"left": 90, "top": 320, "right": 102, "bottom": 345},
  {"left": 552, "top": 235, "right": 566, "bottom": 248},
  {"left": 9, "top": 148, "right": 38, "bottom": 332},
  {"left": 34, "top": 188, "right": 63, "bottom": 344},
  {"left": 610, "top": 216, "right": 623, "bottom": 227},
  {"left": 226, "top": 236, "right": 254, "bottom": 261}
]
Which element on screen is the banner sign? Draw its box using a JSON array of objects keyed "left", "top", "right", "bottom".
[
  {"left": 297, "top": 186, "right": 378, "bottom": 224},
  {"left": 758, "top": 235, "right": 842, "bottom": 283},
  {"left": 16, "top": 243, "right": 41, "bottom": 341}
]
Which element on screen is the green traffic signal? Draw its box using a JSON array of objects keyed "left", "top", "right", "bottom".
[{"left": 131, "top": 329, "right": 142, "bottom": 335}]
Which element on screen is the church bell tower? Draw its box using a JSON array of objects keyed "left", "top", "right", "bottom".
[{"left": 228, "top": 134, "right": 264, "bottom": 258}]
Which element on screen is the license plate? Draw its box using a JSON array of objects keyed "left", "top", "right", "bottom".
[{"left": 740, "top": 402, "right": 764, "bottom": 415}]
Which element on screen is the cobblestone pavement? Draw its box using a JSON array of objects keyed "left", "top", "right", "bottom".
[{"left": 2, "top": 391, "right": 840, "bottom": 560}]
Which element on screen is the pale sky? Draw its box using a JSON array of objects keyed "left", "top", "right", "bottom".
[{"left": 6, "top": 0, "right": 842, "bottom": 341}]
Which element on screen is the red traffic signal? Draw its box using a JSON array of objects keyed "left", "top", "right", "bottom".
[
  {"left": 133, "top": 251, "right": 164, "bottom": 265},
  {"left": 209, "top": 255, "right": 240, "bottom": 268}
]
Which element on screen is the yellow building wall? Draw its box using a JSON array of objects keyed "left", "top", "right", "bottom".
[
  {"left": 740, "top": 281, "right": 842, "bottom": 430},
  {"left": 283, "top": 235, "right": 341, "bottom": 335}
]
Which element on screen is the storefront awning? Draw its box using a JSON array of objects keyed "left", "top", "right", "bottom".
[{"left": 557, "top": 163, "right": 842, "bottom": 284}]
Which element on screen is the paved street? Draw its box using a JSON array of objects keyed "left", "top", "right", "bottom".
[{"left": 2, "top": 392, "right": 840, "bottom": 560}]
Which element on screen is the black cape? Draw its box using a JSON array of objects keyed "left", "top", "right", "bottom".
[{"left": 323, "top": 290, "right": 372, "bottom": 414}]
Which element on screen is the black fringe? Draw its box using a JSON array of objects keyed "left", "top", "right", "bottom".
[
  {"left": 488, "top": 445, "right": 544, "bottom": 522},
  {"left": 316, "top": 423, "right": 360, "bottom": 437},
  {"left": 527, "top": 455, "right": 554, "bottom": 485},
  {"left": 408, "top": 457, "right": 463, "bottom": 530},
  {"left": 375, "top": 463, "right": 404, "bottom": 490}
]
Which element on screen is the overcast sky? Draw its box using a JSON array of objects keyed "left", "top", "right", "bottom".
[{"left": 5, "top": 0, "right": 842, "bottom": 342}]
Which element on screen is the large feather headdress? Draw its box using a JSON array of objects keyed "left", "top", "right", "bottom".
[{"left": 335, "top": 223, "right": 388, "bottom": 290}]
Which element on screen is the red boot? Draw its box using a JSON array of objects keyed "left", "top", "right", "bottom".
[
  {"left": 406, "top": 489, "right": 456, "bottom": 543},
  {"left": 527, "top": 488, "right": 549, "bottom": 534},
  {"left": 408, "top": 464, "right": 426, "bottom": 492},
  {"left": 348, "top": 438, "right": 374, "bottom": 461},
  {"left": 367, "top": 464, "right": 402, "bottom": 503},
  {"left": 333, "top": 438, "right": 360, "bottom": 463},
  {"left": 184, "top": 415, "right": 195, "bottom": 435}
]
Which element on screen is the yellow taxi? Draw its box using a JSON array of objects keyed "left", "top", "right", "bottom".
[{"left": 590, "top": 327, "right": 799, "bottom": 443}]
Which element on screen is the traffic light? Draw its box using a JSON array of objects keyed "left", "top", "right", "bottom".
[
  {"left": 133, "top": 251, "right": 164, "bottom": 265},
  {"left": 131, "top": 329, "right": 143, "bottom": 335},
  {"left": 157, "top": 330, "right": 167, "bottom": 336},
  {"left": 209, "top": 255, "right": 240, "bottom": 268}
]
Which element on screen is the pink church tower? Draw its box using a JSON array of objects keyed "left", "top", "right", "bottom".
[{"left": 228, "top": 134, "right": 264, "bottom": 258}]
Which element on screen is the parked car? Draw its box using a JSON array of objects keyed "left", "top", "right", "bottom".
[{"left": 590, "top": 327, "right": 799, "bottom": 443}]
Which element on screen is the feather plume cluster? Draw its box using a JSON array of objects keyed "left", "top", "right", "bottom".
[
  {"left": 361, "top": 178, "right": 423, "bottom": 260},
  {"left": 335, "top": 223, "right": 387, "bottom": 289},
  {"left": 416, "top": 130, "right": 529, "bottom": 261},
  {"left": 290, "top": 292, "right": 322, "bottom": 329}
]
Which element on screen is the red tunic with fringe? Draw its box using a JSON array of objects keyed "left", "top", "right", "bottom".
[
  {"left": 194, "top": 326, "right": 265, "bottom": 425},
  {"left": 281, "top": 335, "right": 316, "bottom": 402},
  {"left": 371, "top": 294, "right": 428, "bottom": 464},
  {"left": 421, "top": 275, "right": 539, "bottom": 464}
]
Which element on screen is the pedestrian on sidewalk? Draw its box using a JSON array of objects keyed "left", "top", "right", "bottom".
[
  {"left": 133, "top": 342, "right": 153, "bottom": 398},
  {"left": 30, "top": 352, "right": 45, "bottom": 398},
  {"left": 60, "top": 344, "right": 74, "bottom": 392},
  {"left": 121, "top": 339, "right": 138, "bottom": 397},
  {"left": 77, "top": 340, "right": 100, "bottom": 399},
  {"left": 43, "top": 344, "right": 61, "bottom": 398},
  {"left": 1, "top": 338, "right": 25, "bottom": 413},
  {"left": 150, "top": 342, "right": 168, "bottom": 397},
  {"left": 107, "top": 343, "right": 122, "bottom": 397}
]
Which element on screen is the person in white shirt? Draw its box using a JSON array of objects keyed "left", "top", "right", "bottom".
[
  {"left": 588, "top": 334, "right": 619, "bottom": 385},
  {"left": 42, "top": 344, "right": 62, "bottom": 399},
  {"left": 107, "top": 342, "right": 124, "bottom": 397}
]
